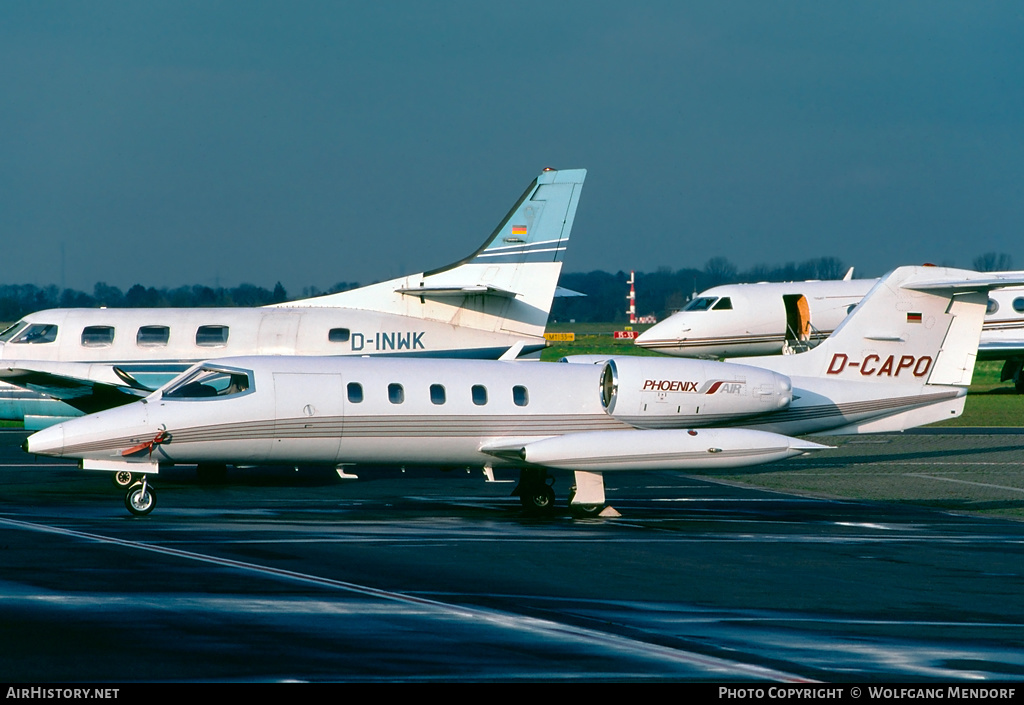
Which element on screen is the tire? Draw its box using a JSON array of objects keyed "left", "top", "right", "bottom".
[
  {"left": 125, "top": 483, "right": 157, "bottom": 516},
  {"left": 519, "top": 484, "right": 556, "bottom": 514},
  {"left": 569, "top": 503, "right": 604, "bottom": 518},
  {"left": 112, "top": 470, "right": 135, "bottom": 488}
]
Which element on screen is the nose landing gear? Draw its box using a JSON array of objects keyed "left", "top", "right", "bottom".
[{"left": 125, "top": 478, "right": 157, "bottom": 516}]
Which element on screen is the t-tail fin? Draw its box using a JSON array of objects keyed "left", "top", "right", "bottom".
[
  {"left": 743, "top": 265, "right": 1024, "bottom": 387},
  {"left": 277, "top": 168, "right": 586, "bottom": 340}
]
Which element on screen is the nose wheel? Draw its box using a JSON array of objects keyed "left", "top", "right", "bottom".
[{"left": 125, "top": 479, "right": 157, "bottom": 516}]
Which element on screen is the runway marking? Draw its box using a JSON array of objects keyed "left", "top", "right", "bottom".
[
  {"left": 781, "top": 462, "right": 1024, "bottom": 468},
  {"left": 906, "top": 474, "right": 1024, "bottom": 494},
  {"left": 0, "top": 515, "right": 814, "bottom": 682}
]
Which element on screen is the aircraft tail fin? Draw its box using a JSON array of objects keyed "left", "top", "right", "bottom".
[
  {"left": 744, "top": 266, "right": 1024, "bottom": 387},
  {"left": 277, "top": 168, "right": 586, "bottom": 340}
]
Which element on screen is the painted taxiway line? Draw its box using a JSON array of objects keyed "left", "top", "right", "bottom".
[
  {"left": 906, "top": 474, "right": 1024, "bottom": 494},
  {"left": 0, "top": 515, "right": 815, "bottom": 682}
]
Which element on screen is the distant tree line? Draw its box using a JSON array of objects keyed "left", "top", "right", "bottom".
[
  {"left": 553, "top": 252, "right": 1015, "bottom": 323},
  {"left": 0, "top": 280, "right": 360, "bottom": 322},
  {"left": 551, "top": 256, "right": 852, "bottom": 323},
  {"left": 1, "top": 252, "right": 1013, "bottom": 324}
]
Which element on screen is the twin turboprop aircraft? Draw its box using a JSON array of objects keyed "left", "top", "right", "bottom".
[
  {"left": 635, "top": 271, "right": 1024, "bottom": 390},
  {"left": 0, "top": 168, "right": 586, "bottom": 427},
  {"left": 26, "top": 265, "right": 1018, "bottom": 517}
]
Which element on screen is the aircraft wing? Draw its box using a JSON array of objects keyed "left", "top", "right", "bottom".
[
  {"left": 977, "top": 341, "right": 1024, "bottom": 361},
  {"left": 0, "top": 362, "right": 149, "bottom": 414}
]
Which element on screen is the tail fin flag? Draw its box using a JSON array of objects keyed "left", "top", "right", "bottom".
[{"left": 279, "top": 168, "right": 587, "bottom": 341}]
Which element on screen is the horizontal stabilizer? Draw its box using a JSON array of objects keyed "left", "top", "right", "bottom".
[
  {"left": 395, "top": 284, "right": 519, "bottom": 298},
  {"left": 905, "top": 271, "right": 1024, "bottom": 293}
]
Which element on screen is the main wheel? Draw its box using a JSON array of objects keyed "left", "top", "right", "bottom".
[
  {"left": 112, "top": 470, "right": 135, "bottom": 488},
  {"left": 567, "top": 484, "right": 604, "bottom": 517},
  {"left": 125, "top": 483, "right": 157, "bottom": 516},
  {"left": 569, "top": 503, "right": 604, "bottom": 518},
  {"left": 519, "top": 484, "right": 556, "bottom": 514}
]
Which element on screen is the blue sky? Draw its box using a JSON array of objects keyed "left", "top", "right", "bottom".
[{"left": 2, "top": 2, "right": 1022, "bottom": 292}]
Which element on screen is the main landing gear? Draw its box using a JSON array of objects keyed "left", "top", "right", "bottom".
[
  {"left": 514, "top": 468, "right": 556, "bottom": 513},
  {"left": 124, "top": 477, "right": 157, "bottom": 516},
  {"left": 513, "top": 468, "right": 610, "bottom": 517},
  {"left": 111, "top": 469, "right": 136, "bottom": 488},
  {"left": 1001, "top": 358, "right": 1024, "bottom": 394}
]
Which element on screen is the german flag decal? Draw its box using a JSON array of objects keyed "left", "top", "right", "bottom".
[
  {"left": 907, "top": 312, "right": 922, "bottom": 323},
  {"left": 511, "top": 225, "right": 527, "bottom": 235}
]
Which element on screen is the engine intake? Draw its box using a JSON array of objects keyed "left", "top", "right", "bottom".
[{"left": 600, "top": 357, "right": 791, "bottom": 429}]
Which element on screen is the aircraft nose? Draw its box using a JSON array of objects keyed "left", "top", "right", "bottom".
[
  {"left": 25, "top": 423, "right": 65, "bottom": 457},
  {"left": 635, "top": 320, "right": 688, "bottom": 347}
]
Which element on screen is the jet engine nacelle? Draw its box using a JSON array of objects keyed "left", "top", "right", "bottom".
[{"left": 599, "top": 356, "right": 792, "bottom": 429}]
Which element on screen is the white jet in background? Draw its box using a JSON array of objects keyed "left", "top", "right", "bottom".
[
  {"left": 0, "top": 168, "right": 586, "bottom": 427},
  {"left": 26, "top": 265, "right": 1021, "bottom": 517}
]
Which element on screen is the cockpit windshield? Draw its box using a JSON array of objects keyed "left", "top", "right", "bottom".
[
  {"left": 0, "top": 321, "right": 29, "bottom": 343},
  {"left": 683, "top": 297, "right": 719, "bottom": 312},
  {"left": 162, "top": 365, "right": 252, "bottom": 400},
  {"left": 8, "top": 323, "right": 58, "bottom": 344}
]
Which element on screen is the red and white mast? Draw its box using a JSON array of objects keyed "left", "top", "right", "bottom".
[{"left": 627, "top": 271, "right": 636, "bottom": 324}]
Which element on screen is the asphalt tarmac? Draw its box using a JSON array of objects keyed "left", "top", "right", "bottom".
[{"left": 1, "top": 428, "right": 1023, "bottom": 682}]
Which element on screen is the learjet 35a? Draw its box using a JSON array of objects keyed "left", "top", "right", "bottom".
[
  {"left": 26, "top": 265, "right": 1022, "bottom": 517},
  {"left": 0, "top": 168, "right": 586, "bottom": 426}
]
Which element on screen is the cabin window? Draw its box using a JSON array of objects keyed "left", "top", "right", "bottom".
[
  {"left": 683, "top": 297, "right": 718, "bottom": 312},
  {"left": 388, "top": 383, "right": 404, "bottom": 404},
  {"left": 137, "top": 326, "right": 170, "bottom": 347},
  {"left": 430, "top": 384, "right": 446, "bottom": 405},
  {"left": 471, "top": 385, "right": 488, "bottom": 406},
  {"left": 347, "top": 382, "right": 363, "bottom": 403},
  {"left": 163, "top": 366, "right": 251, "bottom": 399},
  {"left": 987, "top": 299, "right": 999, "bottom": 316},
  {"left": 0, "top": 321, "right": 30, "bottom": 343},
  {"left": 196, "top": 325, "right": 229, "bottom": 347},
  {"left": 712, "top": 297, "right": 733, "bottom": 310},
  {"left": 81, "top": 326, "right": 115, "bottom": 347},
  {"left": 513, "top": 385, "right": 529, "bottom": 407},
  {"left": 1014, "top": 298, "right": 1024, "bottom": 314},
  {"left": 329, "top": 328, "right": 350, "bottom": 343},
  {"left": 10, "top": 324, "right": 58, "bottom": 344}
]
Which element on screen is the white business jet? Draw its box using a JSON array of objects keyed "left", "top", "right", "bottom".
[
  {"left": 26, "top": 265, "right": 1017, "bottom": 517},
  {"left": 0, "top": 168, "right": 586, "bottom": 427},
  {"left": 635, "top": 271, "right": 1024, "bottom": 390}
]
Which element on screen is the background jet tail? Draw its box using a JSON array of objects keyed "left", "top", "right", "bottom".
[
  {"left": 277, "top": 168, "right": 587, "bottom": 340},
  {"left": 741, "top": 266, "right": 1024, "bottom": 387}
]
